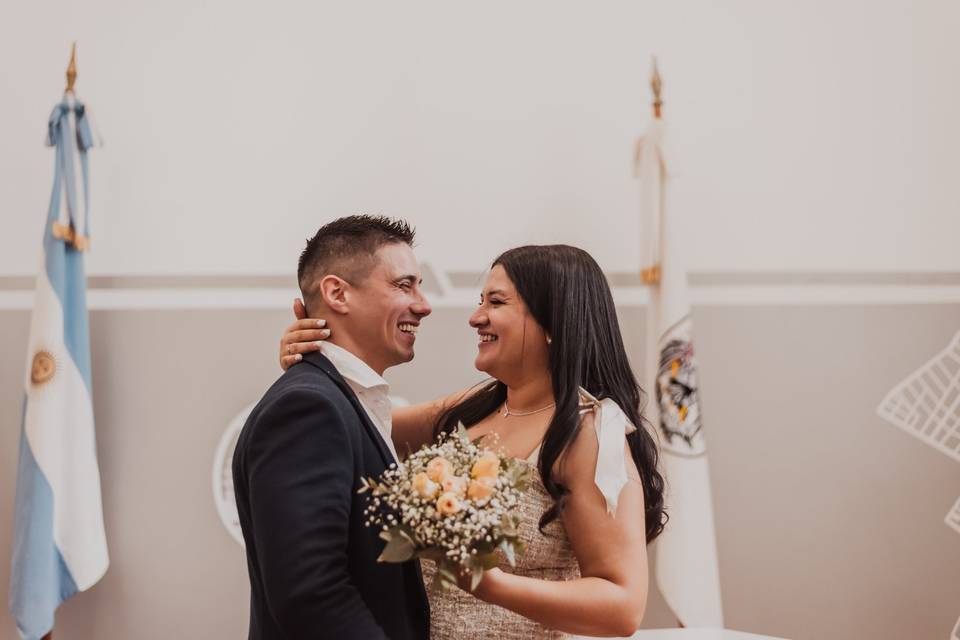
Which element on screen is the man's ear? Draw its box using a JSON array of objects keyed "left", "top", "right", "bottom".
[{"left": 318, "top": 275, "right": 351, "bottom": 315}]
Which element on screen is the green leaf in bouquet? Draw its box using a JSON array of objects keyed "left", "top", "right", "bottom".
[
  {"left": 518, "top": 465, "right": 535, "bottom": 490},
  {"left": 513, "top": 539, "right": 527, "bottom": 557},
  {"left": 460, "top": 554, "right": 497, "bottom": 591},
  {"left": 477, "top": 552, "right": 500, "bottom": 571},
  {"left": 499, "top": 539, "right": 517, "bottom": 567},
  {"left": 470, "top": 566, "right": 484, "bottom": 592},
  {"left": 379, "top": 536, "right": 415, "bottom": 563},
  {"left": 498, "top": 514, "right": 519, "bottom": 537},
  {"left": 392, "top": 524, "right": 421, "bottom": 547},
  {"left": 502, "top": 462, "right": 520, "bottom": 484},
  {"left": 435, "top": 560, "right": 460, "bottom": 591},
  {"left": 418, "top": 547, "right": 446, "bottom": 563},
  {"left": 378, "top": 527, "right": 415, "bottom": 563},
  {"left": 473, "top": 539, "right": 497, "bottom": 556},
  {"left": 431, "top": 569, "right": 448, "bottom": 591},
  {"left": 359, "top": 476, "right": 384, "bottom": 495},
  {"left": 454, "top": 422, "right": 472, "bottom": 447},
  {"left": 502, "top": 461, "right": 534, "bottom": 492}
]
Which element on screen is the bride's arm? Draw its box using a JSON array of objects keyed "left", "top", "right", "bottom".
[
  {"left": 471, "top": 412, "right": 649, "bottom": 637},
  {"left": 391, "top": 386, "right": 479, "bottom": 456}
]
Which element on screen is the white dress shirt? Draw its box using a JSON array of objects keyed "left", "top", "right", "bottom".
[{"left": 319, "top": 342, "right": 400, "bottom": 465}]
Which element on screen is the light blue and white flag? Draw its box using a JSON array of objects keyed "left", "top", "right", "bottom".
[{"left": 9, "top": 93, "right": 108, "bottom": 640}]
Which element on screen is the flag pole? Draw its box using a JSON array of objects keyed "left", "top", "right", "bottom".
[
  {"left": 651, "top": 55, "right": 663, "bottom": 120},
  {"left": 640, "top": 56, "right": 663, "bottom": 286},
  {"left": 42, "top": 42, "right": 75, "bottom": 640},
  {"left": 39, "top": 47, "right": 78, "bottom": 640},
  {"left": 67, "top": 42, "right": 90, "bottom": 251},
  {"left": 648, "top": 54, "right": 681, "bottom": 630}
]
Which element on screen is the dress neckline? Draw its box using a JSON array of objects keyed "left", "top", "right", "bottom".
[{"left": 523, "top": 442, "right": 542, "bottom": 465}]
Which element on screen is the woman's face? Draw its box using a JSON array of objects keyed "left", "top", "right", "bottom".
[{"left": 468, "top": 265, "right": 549, "bottom": 384}]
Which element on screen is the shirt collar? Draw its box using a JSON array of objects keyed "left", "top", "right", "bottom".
[{"left": 319, "top": 342, "right": 389, "bottom": 392}]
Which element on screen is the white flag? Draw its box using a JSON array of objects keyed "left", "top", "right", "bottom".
[{"left": 636, "top": 117, "right": 724, "bottom": 626}]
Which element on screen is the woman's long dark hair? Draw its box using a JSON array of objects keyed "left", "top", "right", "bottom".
[{"left": 435, "top": 245, "right": 667, "bottom": 543}]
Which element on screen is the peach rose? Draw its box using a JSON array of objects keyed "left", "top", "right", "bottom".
[
  {"left": 412, "top": 472, "right": 439, "bottom": 499},
  {"left": 471, "top": 451, "right": 501, "bottom": 479},
  {"left": 426, "top": 456, "right": 453, "bottom": 483},
  {"left": 441, "top": 475, "right": 468, "bottom": 497},
  {"left": 467, "top": 477, "right": 497, "bottom": 502},
  {"left": 436, "top": 492, "right": 462, "bottom": 516}
]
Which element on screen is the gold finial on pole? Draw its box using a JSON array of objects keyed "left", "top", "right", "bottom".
[
  {"left": 640, "top": 264, "right": 661, "bottom": 285},
  {"left": 650, "top": 56, "right": 663, "bottom": 119},
  {"left": 65, "top": 42, "right": 77, "bottom": 93}
]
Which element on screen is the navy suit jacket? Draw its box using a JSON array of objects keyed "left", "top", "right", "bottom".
[{"left": 233, "top": 352, "right": 430, "bottom": 640}]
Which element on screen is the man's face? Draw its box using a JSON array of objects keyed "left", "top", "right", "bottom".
[{"left": 348, "top": 243, "right": 432, "bottom": 373}]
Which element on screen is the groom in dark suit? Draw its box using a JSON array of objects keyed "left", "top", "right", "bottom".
[{"left": 233, "top": 215, "right": 432, "bottom": 639}]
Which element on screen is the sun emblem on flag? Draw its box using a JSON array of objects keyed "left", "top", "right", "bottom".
[
  {"left": 30, "top": 350, "right": 57, "bottom": 386},
  {"left": 655, "top": 336, "right": 705, "bottom": 454}
]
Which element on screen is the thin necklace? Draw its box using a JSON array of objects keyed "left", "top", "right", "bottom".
[{"left": 502, "top": 400, "right": 556, "bottom": 418}]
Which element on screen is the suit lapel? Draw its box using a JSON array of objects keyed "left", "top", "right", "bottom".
[{"left": 302, "top": 352, "right": 396, "bottom": 468}]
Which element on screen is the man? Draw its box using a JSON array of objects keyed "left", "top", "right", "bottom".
[{"left": 233, "top": 215, "right": 433, "bottom": 639}]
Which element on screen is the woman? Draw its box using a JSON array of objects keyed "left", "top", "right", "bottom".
[{"left": 280, "top": 245, "right": 666, "bottom": 639}]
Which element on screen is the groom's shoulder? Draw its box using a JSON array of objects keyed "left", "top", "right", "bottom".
[
  {"left": 257, "top": 362, "right": 345, "bottom": 412},
  {"left": 275, "top": 356, "right": 334, "bottom": 390},
  {"left": 234, "top": 366, "right": 358, "bottom": 478},
  {"left": 246, "top": 360, "right": 350, "bottom": 427},
  {"left": 236, "top": 369, "right": 353, "bottom": 462}
]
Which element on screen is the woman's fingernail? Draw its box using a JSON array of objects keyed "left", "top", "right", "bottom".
[
  {"left": 294, "top": 353, "right": 302, "bottom": 362},
  {"left": 317, "top": 319, "right": 326, "bottom": 328},
  {"left": 321, "top": 329, "right": 331, "bottom": 337}
]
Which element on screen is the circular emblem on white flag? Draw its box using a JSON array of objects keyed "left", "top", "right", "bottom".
[
  {"left": 212, "top": 403, "right": 255, "bottom": 547},
  {"left": 31, "top": 350, "right": 57, "bottom": 386},
  {"left": 655, "top": 318, "right": 706, "bottom": 456}
]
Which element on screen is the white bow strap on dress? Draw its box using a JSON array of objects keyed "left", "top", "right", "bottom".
[{"left": 578, "top": 388, "right": 637, "bottom": 516}]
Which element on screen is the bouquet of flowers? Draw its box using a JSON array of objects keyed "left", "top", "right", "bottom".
[{"left": 359, "top": 425, "right": 534, "bottom": 590}]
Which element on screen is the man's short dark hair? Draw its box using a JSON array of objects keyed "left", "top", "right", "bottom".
[{"left": 297, "top": 214, "right": 416, "bottom": 305}]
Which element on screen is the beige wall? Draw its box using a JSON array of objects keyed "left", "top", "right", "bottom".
[
  {"left": 3, "top": 1, "right": 960, "bottom": 277},
  {"left": 1, "top": 301, "right": 959, "bottom": 639}
]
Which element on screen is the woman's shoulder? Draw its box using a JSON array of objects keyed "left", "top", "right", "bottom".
[
  {"left": 553, "top": 404, "right": 600, "bottom": 487},
  {"left": 555, "top": 392, "right": 641, "bottom": 488}
]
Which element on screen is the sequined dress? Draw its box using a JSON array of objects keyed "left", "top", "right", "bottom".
[{"left": 420, "top": 445, "right": 581, "bottom": 640}]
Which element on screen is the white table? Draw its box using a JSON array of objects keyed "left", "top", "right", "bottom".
[{"left": 577, "top": 629, "right": 787, "bottom": 640}]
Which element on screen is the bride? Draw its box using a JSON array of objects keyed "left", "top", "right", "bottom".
[{"left": 279, "top": 244, "right": 666, "bottom": 639}]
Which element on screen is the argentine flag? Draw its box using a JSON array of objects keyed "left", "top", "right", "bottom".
[{"left": 9, "top": 93, "right": 109, "bottom": 640}]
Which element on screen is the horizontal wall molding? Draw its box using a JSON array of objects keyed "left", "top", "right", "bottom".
[
  {"left": 1, "top": 270, "right": 959, "bottom": 310},
  {"left": 450, "top": 270, "right": 960, "bottom": 288}
]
